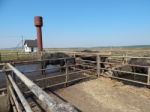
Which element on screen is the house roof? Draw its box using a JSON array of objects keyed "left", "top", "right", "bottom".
[{"left": 24, "top": 40, "right": 37, "bottom": 47}]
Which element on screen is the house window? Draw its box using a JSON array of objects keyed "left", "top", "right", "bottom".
[{"left": 31, "top": 47, "right": 34, "bottom": 52}]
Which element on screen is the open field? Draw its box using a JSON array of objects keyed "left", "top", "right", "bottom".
[
  {"left": 1, "top": 47, "right": 150, "bottom": 62},
  {"left": 0, "top": 50, "right": 40, "bottom": 62}
]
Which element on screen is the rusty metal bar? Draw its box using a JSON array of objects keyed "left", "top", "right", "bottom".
[
  {"left": 8, "top": 75, "right": 32, "bottom": 112},
  {"left": 7, "top": 63, "right": 77, "bottom": 112}
]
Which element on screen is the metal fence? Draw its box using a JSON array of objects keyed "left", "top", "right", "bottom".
[
  {"left": 0, "top": 51, "right": 150, "bottom": 111},
  {"left": 0, "top": 56, "right": 96, "bottom": 112},
  {"left": 5, "top": 63, "right": 79, "bottom": 112}
]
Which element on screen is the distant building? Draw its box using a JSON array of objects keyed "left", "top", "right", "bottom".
[{"left": 24, "top": 40, "right": 37, "bottom": 52}]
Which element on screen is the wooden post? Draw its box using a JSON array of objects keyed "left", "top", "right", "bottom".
[
  {"left": 125, "top": 53, "right": 128, "bottom": 64},
  {"left": 65, "top": 59, "right": 69, "bottom": 87},
  {"left": 73, "top": 53, "right": 76, "bottom": 58},
  {"left": 122, "top": 54, "right": 125, "bottom": 64},
  {"left": 97, "top": 55, "right": 100, "bottom": 77},
  {"left": 0, "top": 53, "right": 1, "bottom": 62},
  {"left": 147, "top": 67, "right": 150, "bottom": 85},
  {"left": 40, "top": 51, "right": 43, "bottom": 59},
  {"left": 16, "top": 52, "right": 19, "bottom": 60},
  {"left": 40, "top": 52, "right": 45, "bottom": 75}
]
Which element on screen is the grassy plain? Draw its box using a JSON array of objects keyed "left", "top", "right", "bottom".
[{"left": 1, "top": 47, "right": 150, "bottom": 62}]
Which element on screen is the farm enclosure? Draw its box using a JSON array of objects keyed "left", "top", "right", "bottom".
[{"left": 0, "top": 49, "right": 150, "bottom": 112}]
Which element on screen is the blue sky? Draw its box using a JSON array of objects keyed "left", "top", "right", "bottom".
[{"left": 0, "top": 0, "right": 150, "bottom": 48}]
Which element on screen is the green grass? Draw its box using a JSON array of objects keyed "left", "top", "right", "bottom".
[
  {"left": 1, "top": 47, "right": 150, "bottom": 62},
  {"left": 0, "top": 50, "right": 40, "bottom": 62}
]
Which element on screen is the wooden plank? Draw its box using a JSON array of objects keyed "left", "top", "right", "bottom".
[
  {"left": 8, "top": 75, "right": 32, "bottom": 112},
  {"left": 7, "top": 63, "right": 78, "bottom": 112},
  {"left": 8, "top": 86, "right": 22, "bottom": 112},
  {"left": 9, "top": 96, "right": 17, "bottom": 112}
]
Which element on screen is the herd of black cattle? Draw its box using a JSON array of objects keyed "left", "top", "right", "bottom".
[{"left": 41, "top": 52, "right": 150, "bottom": 76}]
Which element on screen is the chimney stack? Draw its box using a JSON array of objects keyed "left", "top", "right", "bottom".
[{"left": 34, "top": 16, "right": 43, "bottom": 52}]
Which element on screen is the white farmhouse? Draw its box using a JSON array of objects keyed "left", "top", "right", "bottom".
[{"left": 24, "top": 40, "right": 38, "bottom": 52}]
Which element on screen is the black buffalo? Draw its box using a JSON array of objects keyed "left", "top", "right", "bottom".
[
  {"left": 129, "top": 58, "right": 150, "bottom": 74},
  {"left": 76, "top": 55, "right": 109, "bottom": 71},
  {"left": 41, "top": 52, "right": 76, "bottom": 74}
]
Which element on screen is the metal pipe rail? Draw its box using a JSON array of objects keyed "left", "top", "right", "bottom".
[
  {"left": 22, "top": 63, "right": 95, "bottom": 74},
  {"left": 81, "top": 58, "right": 150, "bottom": 68},
  {"left": 110, "top": 55, "right": 150, "bottom": 59},
  {"left": 0, "top": 69, "right": 12, "bottom": 73},
  {"left": 6, "top": 63, "right": 77, "bottom": 112},
  {"left": 94, "top": 66, "right": 150, "bottom": 85},
  {"left": 22, "top": 67, "right": 95, "bottom": 86},
  {"left": 101, "top": 74, "right": 149, "bottom": 85},
  {"left": 25, "top": 75, "right": 93, "bottom": 95},
  {"left": 99, "top": 61, "right": 150, "bottom": 68},
  {"left": 14, "top": 57, "right": 75, "bottom": 64},
  {"left": 78, "top": 59, "right": 96, "bottom": 64},
  {"left": 0, "top": 63, "right": 5, "bottom": 66},
  {"left": 79, "top": 58, "right": 150, "bottom": 70},
  {"left": 100, "top": 67, "right": 148, "bottom": 77}
]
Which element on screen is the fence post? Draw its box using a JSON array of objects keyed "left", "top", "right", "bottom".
[
  {"left": 16, "top": 52, "right": 19, "bottom": 60},
  {"left": 65, "top": 59, "right": 69, "bottom": 87},
  {"left": 125, "top": 52, "right": 128, "bottom": 64},
  {"left": 147, "top": 67, "right": 150, "bottom": 85},
  {"left": 97, "top": 54, "right": 100, "bottom": 77},
  {"left": 0, "top": 53, "right": 1, "bottom": 62},
  {"left": 73, "top": 52, "right": 76, "bottom": 58}
]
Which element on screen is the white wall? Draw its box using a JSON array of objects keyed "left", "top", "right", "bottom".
[
  {"left": 24, "top": 44, "right": 37, "bottom": 52},
  {"left": 24, "top": 44, "right": 31, "bottom": 52},
  {"left": 33, "top": 47, "right": 38, "bottom": 52}
]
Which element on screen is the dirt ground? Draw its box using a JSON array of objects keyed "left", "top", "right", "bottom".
[{"left": 53, "top": 77, "right": 150, "bottom": 112}]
